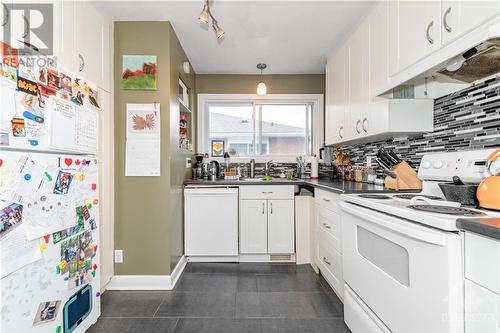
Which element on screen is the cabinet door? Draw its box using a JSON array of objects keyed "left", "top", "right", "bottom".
[
  {"left": 441, "top": 1, "right": 500, "bottom": 45},
  {"left": 240, "top": 200, "right": 268, "bottom": 254},
  {"left": 369, "top": 2, "right": 389, "bottom": 98},
  {"left": 390, "top": 0, "right": 441, "bottom": 75},
  {"left": 465, "top": 279, "right": 499, "bottom": 333},
  {"left": 75, "top": 1, "right": 104, "bottom": 87},
  {"left": 267, "top": 200, "right": 294, "bottom": 254},
  {"left": 347, "top": 22, "right": 369, "bottom": 139},
  {"left": 54, "top": 0, "right": 76, "bottom": 71},
  {"left": 325, "top": 49, "right": 346, "bottom": 145}
]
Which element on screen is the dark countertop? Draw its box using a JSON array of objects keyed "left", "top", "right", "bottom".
[
  {"left": 184, "top": 178, "right": 418, "bottom": 194},
  {"left": 457, "top": 218, "right": 500, "bottom": 240}
]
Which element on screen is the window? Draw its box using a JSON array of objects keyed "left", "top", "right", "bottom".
[{"left": 199, "top": 94, "right": 323, "bottom": 161}]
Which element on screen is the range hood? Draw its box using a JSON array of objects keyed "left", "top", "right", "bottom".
[{"left": 437, "top": 38, "right": 500, "bottom": 83}]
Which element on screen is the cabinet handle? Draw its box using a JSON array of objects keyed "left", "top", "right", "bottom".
[
  {"left": 356, "top": 120, "right": 361, "bottom": 134},
  {"left": 323, "top": 223, "right": 331, "bottom": 230},
  {"left": 270, "top": 202, "right": 273, "bottom": 214},
  {"left": 78, "top": 53, "right": 85, "bottom": 72},
  {"left": 362, "top": 117, "right": 368, "bottom": 133},
  {"left": 21, "top": 14, "right": 29, "bottom": 38},
  {"left": 443, "top": 7, "right": 452, "bottom": 33},
  {"left": 426, "top": 21, "right": 434, "bottom": 44},
  {"left": 323, "top": 257, "right": 331, "bottom": 265},
  {"left": 262, "top": 202, "right": 265, "bottom": 214},
  {"left": 261, "top": 191, "right": 273, "bottom": 194},
  {"left": 1, "top": 2, "right": 8, "bottom": 27},
  {"left": 322, "top": 198, "right": 331, "bottom": 202},
  {"left": 339, "top": 126, "right": 343, "bottom": 139}
]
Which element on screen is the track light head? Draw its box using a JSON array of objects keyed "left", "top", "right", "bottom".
[
  {"left": 198, "top": 3, "right": 209, "bottom": 24},
  {"left": 212, "top": 20, "right": 225, "bottom": 39}
]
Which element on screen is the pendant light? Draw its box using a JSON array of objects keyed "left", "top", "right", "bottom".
[
  {"left": 198, "top": 0, "right": 225, "bottom": 40},
  {"left": 256, "top": 63, "right": 267, "bottom": 95}
]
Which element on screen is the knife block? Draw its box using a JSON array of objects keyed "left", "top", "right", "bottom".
[{"left": 384, "top": 161, "right": 422, "bottom": 190}]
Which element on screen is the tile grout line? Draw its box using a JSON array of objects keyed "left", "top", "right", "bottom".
[
  {"left": 152, "top": 297, "right": 166, "bottom": 318},
  {"left": 171, "top": 317, "right": 180, "bottom": 333}
]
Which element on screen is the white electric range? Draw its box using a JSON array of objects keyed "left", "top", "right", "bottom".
[{"left": 339, "top": 149, "right": 500, "bottom": 333}]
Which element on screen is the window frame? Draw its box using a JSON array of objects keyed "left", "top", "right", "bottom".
[{"left": 197, "top": 94, "right": 324, "bottom": 163}]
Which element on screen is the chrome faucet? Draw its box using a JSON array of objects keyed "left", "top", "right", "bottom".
[
  {"left": 264, "top": 160, "right": 275, "bottom": 177},
  {"left": 249, "top": 159, "right": 256, "bottom": 178}
]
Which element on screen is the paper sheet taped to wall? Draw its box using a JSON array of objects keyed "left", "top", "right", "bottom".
[{"left": 125, "top": 103, "right": 161, "bottom": 176}]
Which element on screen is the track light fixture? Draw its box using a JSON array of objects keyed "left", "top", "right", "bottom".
[{"left": 198, "top": 0, "right": 225, "bottom": 39}]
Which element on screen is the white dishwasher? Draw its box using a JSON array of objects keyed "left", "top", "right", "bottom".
[{"left": 184, "top": 187, "right": 239, "bottom": 258}]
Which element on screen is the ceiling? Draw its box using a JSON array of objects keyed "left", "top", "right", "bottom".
[{"left": 94, "top": 1, "right": 375, "bottom": 74}]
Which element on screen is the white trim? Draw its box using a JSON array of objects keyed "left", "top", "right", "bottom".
[
  {"left": 106, "top": 256, "right": 187, "bottom": 290},
  {"left": 197, "top": 94, "right": 324, "bottom": 162}
]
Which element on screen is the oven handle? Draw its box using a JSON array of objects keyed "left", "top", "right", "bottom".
[{"left": 340, "top": 202, "right": 447, "bottom": 246}]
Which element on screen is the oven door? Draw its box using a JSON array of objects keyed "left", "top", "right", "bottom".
[{"left": 340, "top": 202, "right": 464, "bottom": 333}]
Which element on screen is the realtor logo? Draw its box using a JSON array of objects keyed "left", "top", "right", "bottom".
[{"left": 2, "top": 3, "right": 53, "bottom": 55}]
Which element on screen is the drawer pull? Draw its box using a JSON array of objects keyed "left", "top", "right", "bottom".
[
  {"left": 78, "top": 53, "right": 85, "bottom": 72},
  {"left": 261, "top": 191, "right": 273, "bottom": 194},
  {"left": 270, "top": 202, "right": 273, "bottom": 214},
  {"left": 443, "top": 7, "right": 452, "bottom": 33},
  {"left": 2, "top": 2, "right": 8, "bottom": 27},
  {"left": 322, "top": 198, "right": 331, "bottom": 202},
  {"left": 322, "top": 223, "right": 331, "bottom": 230},
  {"left": 262, "top": 202, "right": 265, "bottom": 214},
  {"left": 426, "top": 21, "right": 434, "bottom": 44},
  {"left": 323, "top": 257, "right": 331, "bottom": 265}
]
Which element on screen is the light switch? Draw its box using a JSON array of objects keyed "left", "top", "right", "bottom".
[{"left": 186, "top": 157, "right": 192, "bottom": 168}]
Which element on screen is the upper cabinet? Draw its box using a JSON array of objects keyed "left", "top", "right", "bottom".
[
  {"left": 53, "top": 0, "right": 112, "bottom": 92},
  {"left": 324, "top": 0, "right": 500, "bottom": 145},
  {"left": 441, "top": 1, "right": 500, "bottom": 45},
  {"left": 389, "top": 1, "right": 442, "bottom": 76}
]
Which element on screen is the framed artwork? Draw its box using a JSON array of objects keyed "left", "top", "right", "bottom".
[
  {"left": 211, "top": 140, "right": 224, "bottom": 157},
  {"left": 121, "top": 55, "right": 157, "bottom": 90}
]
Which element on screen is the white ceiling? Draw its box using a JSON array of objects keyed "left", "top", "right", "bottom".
[{"left": 93, "top": 1, "right": 375, "bottom": 74}]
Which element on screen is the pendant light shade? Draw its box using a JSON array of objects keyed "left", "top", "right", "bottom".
[
  {"left": 256, "top": 63, "right": 267, "bottom": 95},
  {"left": 257, "top": 81, "right": 267, "bottom": 95},
  {"left": 212, "top": 20, "right": 225, "bottom": 39},
  {"left": 197, "top": 0, "right": 225, "bottom": 40}
]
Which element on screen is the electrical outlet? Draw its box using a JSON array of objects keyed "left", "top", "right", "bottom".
[
  {"left": 367, "top": 156, "right": 372, "bottom": 167},
  {"left": 186, "top": 157, "right": 192, "bottom": 168},
  {"left": 114, "top": 250, "right": 123, "bottom": 263}
]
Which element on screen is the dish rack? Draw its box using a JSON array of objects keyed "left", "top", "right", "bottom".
[{"left": 384, "top": 161, "right": 422, "bottom": 190}]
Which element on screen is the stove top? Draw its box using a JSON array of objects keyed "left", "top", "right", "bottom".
[
  {"left": 408, "top": 205, "right": 485, "bottom": 216},
  {"left": 393, "top": 194, "right": 443, "bottom": 201},
  {"left": 358, "top": 194, "right": 392, "bottom": 200}
]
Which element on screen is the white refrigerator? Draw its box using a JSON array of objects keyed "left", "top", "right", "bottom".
[{"left": 1, "top": 49, "right": 101, "bottom": 333}]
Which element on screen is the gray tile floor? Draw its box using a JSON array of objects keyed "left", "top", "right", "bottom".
[{"left": 88, "top": 263, "right": 349, "bottom": 333}]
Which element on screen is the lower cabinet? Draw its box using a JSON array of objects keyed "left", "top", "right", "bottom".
[
  {"left": 268, "top": 200, "right": 295, "bottom": 254},
  {"left": 240, "top": 200, "right": 268, "bottom": 254},
  {"left": 239, "top": 186, "right": 295, "bottom": 255},
  {"left": 314, "top": 189, "right": 343, "bottom": 299}
]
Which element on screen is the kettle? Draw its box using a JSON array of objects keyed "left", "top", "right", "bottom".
[{"left": 477, "top": 148, "right": 500, "bottom": 210}]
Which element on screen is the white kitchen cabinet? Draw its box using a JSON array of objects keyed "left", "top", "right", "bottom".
[
  {"left": 441, "top": 1, "right": 500, "bottom": 45},
  {"left": 368, "top": 2, "right": 389, "bottom": 98},
  {"left": 464, "top": 232, "right": 500, "bottom": 333},
  {"left": 324, "top": 47, "right": 347, "bottom": 145},
  {"left": 268, "top": 200, "right": 295, "bottom": 254},
  {"left": 389, "top": 0, "right": 442, "bottom": 76},
  {"left": 240, "top": 200, "right": 268, "bottom": 254},
  {"left": 239, "top": 186, "right": 295, "bottom": 256},
  {"left": 314, "top": 189, "right": 343, "bottom": 299},
  {"left": 75, "top": 1, "right": 102, "bottom": 88},
  {"left": 346, "top": 20, "right": 370, "bottom": 140}
]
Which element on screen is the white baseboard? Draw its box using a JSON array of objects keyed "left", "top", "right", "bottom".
[{"left": 106, "top": 256, "right": 187, "bottom": 290}]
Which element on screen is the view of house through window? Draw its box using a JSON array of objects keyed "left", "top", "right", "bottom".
[{"left": 208, "top": 103, "right": 312, "bottom": 157}]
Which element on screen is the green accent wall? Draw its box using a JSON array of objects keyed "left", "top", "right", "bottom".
[
  {"left": 196, "top": 74, "right": 325, "bottom": 94},
  {"left": 114, "top": 21, "right": 195, "bottom": 275}
]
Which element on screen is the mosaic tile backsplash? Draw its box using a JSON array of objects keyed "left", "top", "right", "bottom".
[{"left": 339, "top": 74, "right": 500, "bottom": 169}]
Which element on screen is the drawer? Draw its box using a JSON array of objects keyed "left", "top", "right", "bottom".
[
  {"left": 465, "top": 232, "right": 500, "bottom": 294},
  {"left": 315, "top": 204, "right": 341, "bottom": 253},
  {"left": 239, "top": 185, "right": 294, "bottom": 200},
  {"left": 317, "top": 230, "right": 343, "bottom": 297},
  {"left": 315, "top": 188, "right": 340, "bottom": 212}
]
